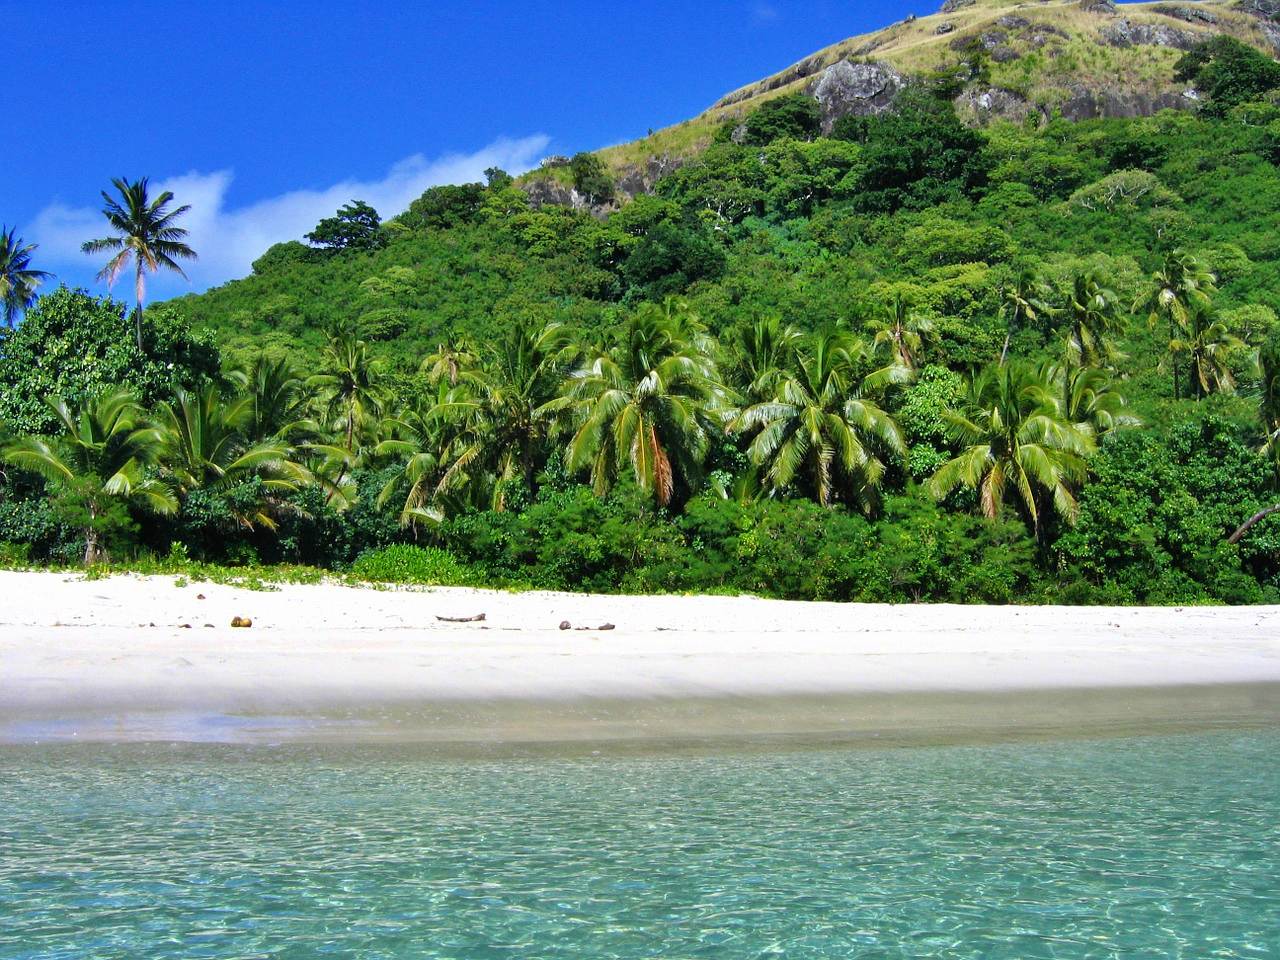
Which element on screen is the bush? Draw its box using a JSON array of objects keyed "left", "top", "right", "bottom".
[{"left": 350, "top": 544, "right": 479, "bottom": 586}]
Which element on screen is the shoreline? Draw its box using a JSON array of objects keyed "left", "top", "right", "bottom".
[{"left": 3, "top": 571, "right": 1279, "bottom": 745}]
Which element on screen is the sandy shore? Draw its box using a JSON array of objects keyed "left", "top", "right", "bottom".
[{"left": 2, "top": 571, "right": 1279, "bottom": 745}]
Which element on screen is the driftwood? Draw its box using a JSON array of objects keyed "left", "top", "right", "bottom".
[
  {"left": 574, "top": 623, "right": 615, "bottom": 631},
  {"left": 1227, "top": 504, "right": 1280, "bottom": 544},
  {"left": 435, "top": 613, "right": 486, "bottom": 623}
]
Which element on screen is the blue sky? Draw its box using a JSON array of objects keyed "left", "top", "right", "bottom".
[{"left": 2, "top": 0, "right": 917, "bottom": 299}]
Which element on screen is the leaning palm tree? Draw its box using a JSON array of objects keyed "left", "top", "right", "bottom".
[
  {"left": 557, "top": 299, "right": 724, "bottom": 508},
  {"left": 0, "top": 226, "right": 53, "bottom": 328},
  {"left": 2, "top": 389, "right": 175, "bottom": 563},
  {"left": 731, "top": 327, "right": 908, "bottom": 510},
  {"left": 1061, "top": 272, "right": 1121, "bottom": 368},
  {"left": 1170, "top": 305, "right": 1245, "bottom": 399},
  {"left": 308, "top": 329, "right": 385, "bottom": 457},
  {"left": 1134, "top": 250, "right": 1217, "bottom": 400},
  {"left": 155, "top": 386, "right": 310, "bottom": 530},
  {"left": 80, "top": 177, "right": 197, "bottom": 350},
  {"left": 866, "top": 292, "right": 932, "bottom": 371},
  {"left": 928, "top": 361, "right": 1095, "bottom": 543}
]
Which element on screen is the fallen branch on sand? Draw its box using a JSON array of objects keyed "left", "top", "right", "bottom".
[{"left": 435, "top": 613, "right": 486, "bottom": 623}]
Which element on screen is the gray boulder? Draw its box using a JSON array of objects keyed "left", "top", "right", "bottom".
[
  {"left": 807, "top": 60, "right": 906, "bottom": 132},
  {"left": 939, "top": 0, "right": 975, "bottom": 11},
  {"left": 1101, "top": 19, "right": 1200, "bottom": 48}
]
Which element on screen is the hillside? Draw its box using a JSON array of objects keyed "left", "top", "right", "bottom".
[
  {"left": 567, "top": 0, "right": 1279, "bottom": 194},
  {"left": 5, "top": 2, "right": 1280, "bottom": 605}
]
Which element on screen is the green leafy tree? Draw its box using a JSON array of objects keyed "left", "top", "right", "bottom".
[
  {"left": 2, "top": 389, "right": 175, "bottom": 563},
  {"left": 305, "top": 200, "right": 385, "bottom": 251},
  {"left": 559, "top": 299, "right": 724, "bottom": 507},
  {"left": 569, "top": 153, "right": 615, "bottom": 206},
  {"left": 80, "top": 177, "right": 197, "bottom": 350},
  {"left": 1174, "top": 36, "right": 1280, "bottom": 114},
  {"left": 742, "top": 93, "right": 822, "bottom": 146},
  {"left": 928, "top": 361, "right": 1095, "bottom": 542},
  {"left": 0, "top": 227, "right": 52, "bottom": 328},
  {"left": 731, "top": 328, "right": 907, "bottom": 510},
  {"left": 1134, "top": 250, "right": 1217, "bottom": 400},
  {"left": 0, "top": 287, "right": 218, "bottom": 435}
]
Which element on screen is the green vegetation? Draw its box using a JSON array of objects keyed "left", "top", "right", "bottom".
[{"left": 5, "top": 35, "right": 1280, "bottom": 604}]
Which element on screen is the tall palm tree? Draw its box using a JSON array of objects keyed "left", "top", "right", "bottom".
[
  {"left": 155, "top": 386, "right": 310, "bottom": 530},
  {"left": 928, "top": 361, "right": 1095, "bottom": 543},
  {"left": 1170, "top": 305, "right": 1244, "bottom": 399},
  {"left": 0, "top": 227, "right": 52, "bottom": 328},
  {"left": 80, "top": 177, "right": 197, "bottom": 350},
  {"left": 731, "top": 328, "right": 908, "bottom": 510},
  {"left": 2, "top": 389, "right": 175, "bottom": 563},
  {"left": 309, "top": 329, "right": 385, "bottom": 457},
  {"left": 558, "top": 299, "right": 724, "bottom": 508},
  {"left": 999, "top": 268, "right": 1053, "bottom": 362},
  {"left": 1134, "top": 250, "right": 1217, "bottom": 400},
  {"left": 1061, "top": 272, "right": 1121, "bottom": 368},
  {"left": 866, "top": 292, "right": 932, "bottom": 371}
]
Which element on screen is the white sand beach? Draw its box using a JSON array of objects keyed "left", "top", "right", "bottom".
[{"left": 2, "top": 571, "right": 1279, "bottom": 745}]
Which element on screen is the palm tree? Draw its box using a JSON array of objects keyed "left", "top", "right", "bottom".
[
  {"left": 1170, "top": 305, "right": 1244, "bottom": 399},
  {"left": 0, "top": 227, "right": 52, "bottom": 328},
  {"left": 1134, "top": 250, "right": 1217, "bottom": 400},
  {"left": 228, "top": 353, "right": 316, "bottom": 444},
  {"left": 2, "top": 389, "right": 175, "bottom": 563},
  {"left": 374, "top": 383, "right": 473, "bottom": 528},
  {"left": 421, "top": 336, "right": 479, "bottom": 388},
  {"left": 928, "top": 361, "right": 1095, "bottom": 543},
  {"left": 731, "top": 328, "right": 908, "bottom": 509},
  {"left": 558, "top": 299, "right": 724, "bottom": 507},
  {"left": 731, "top": 315, "right": 802, "bottom": 404},
  {"left": 80, "top": 177, "right": 197, "bottom": 351},
  {"left": 1045, "top": 362, "right": 1141, "bottom": 438},
  {"left": 309, "top": 329, "right": 385, "bottom": 457},
  {"left": 155, "top": 386, "right": 310, "bottom": 530},
  {"left": 999, "top": 268, "right": 1053, "bottom": 362},
  {"left": 1061, "top": 272, "right": 1121, "bottom": 368},
  {"left": 866, "top": 292, "right": 932, "bottom": 371}
]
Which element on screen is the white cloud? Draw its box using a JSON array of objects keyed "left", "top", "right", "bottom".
[{"left": 30, "top": 134, "right": 551, "bottom": 295}]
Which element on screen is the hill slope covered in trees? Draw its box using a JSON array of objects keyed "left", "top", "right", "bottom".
[{"left": 4, "top": 4, "right": 1280, "bottom": 604}]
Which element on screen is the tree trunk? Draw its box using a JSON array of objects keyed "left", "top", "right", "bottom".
[
  {"left": 1169, "top": 318, "right": 1179, "bottom": 401},
  {"left": 1228, "top": 504, "right": 1280, "bottom": 544},
  {"left": 83, "top": 527, "right": 102, "bottom": 566},
  {"left": 134, "top": 262, "right": 145, "bottom": 352}
]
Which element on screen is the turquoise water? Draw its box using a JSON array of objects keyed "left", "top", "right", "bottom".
[{"left": 1, "top": 730, "right": 1278, "bottom": 959}]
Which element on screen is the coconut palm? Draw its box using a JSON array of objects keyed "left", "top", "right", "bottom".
[
  {"left": 80, "top": 177, "right": 197, "bottom": 350},
  {"left": 228, "top": 353, "right": 317, "bottom": 444},
  {"left": 309, "top": 329, "right": 385, "bottom": 457},
  {"left": 866, "top": 291, "right": 932, "bottom": 371},
  {"left": 731, "top": 315, "right": 803, "bottom": 404},
  {"left": 731, "top": 327, "right": 908, "bottom": 509},
  {"left": 999, "top": 268, "right": 1053, "bottom": 362},
  {"left": 1061, "top": 272, "right": 1121, "bottom": 367},
  {"left": 1171, "top": 305, "right": 1245, "bottom": 399},
  {"left": 421, "top": 336, "right": 479, "bottom": 388},
  {"left": 0, "top": 227, "right": 52, "bottom": 328},
  {"left": 1134, "top": 250, "right": 1217, "bottom": 400},
  {"left": 1045, "top": 362, "right": 1141, "bottom": 438},
  {"left": 558, "top": 298, "right": 724, "bottom": 507},
  {"left": 928, "top": 361, "right": 1095, "bottom": 541},
  {"left": 2, "top": 389, "right": 175, "bottom": 563},
  {"left": 154, "top": 386, "right": 310, "bottom": 530}
]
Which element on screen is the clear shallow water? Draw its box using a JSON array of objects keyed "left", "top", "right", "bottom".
[{"left": 1, "top": 730, "right": 1278, "bottom": 959}]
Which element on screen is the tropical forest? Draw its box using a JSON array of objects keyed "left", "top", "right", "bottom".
[{"left": 4, "top": 4, "right": 1280, "bottom": 605}]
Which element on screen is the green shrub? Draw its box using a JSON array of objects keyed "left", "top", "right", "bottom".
[{"left": 350, "top": 544, "right": 479, "bottom": 586}]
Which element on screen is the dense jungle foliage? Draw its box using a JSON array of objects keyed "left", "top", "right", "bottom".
[{"left": 4, "top": 38, "right": 1280, "bottom": 603}]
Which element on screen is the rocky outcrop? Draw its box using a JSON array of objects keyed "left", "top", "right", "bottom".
[
  {"left": 956, "top": 86, "right": 1036, "bottom": 123},
  {"left": 1153, "top": 4, "right": 1218, "bottom": 24},
  {"left": 614, "top": 155, "right": 686, "bottom": 199},
  {"left": 807, "top": 60, "right": 906, "bottom": 132},
  {"left": 939, "top": 0, "right": 975, "bottom": 11},
  {"left": 1101, "top": 19, "right": 1201, "bottom": 47},
  {"left": 1081, "top": 0, "right": 1119, "bottom": 13},
  {"left": 1059, "top": 86, "right": 1195, "bottom": 120}
]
